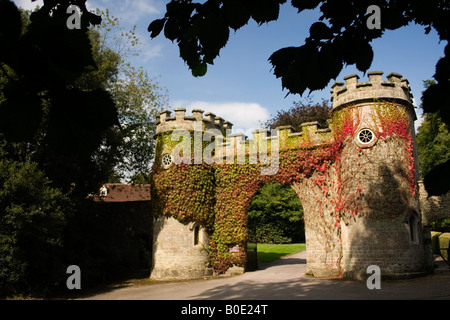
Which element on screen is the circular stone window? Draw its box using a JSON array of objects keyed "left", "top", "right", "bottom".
[
  {"left": 161, "top": 153, "right": 173, "bottom": 169},
  {"left": 356, "top": 128, "right": 376, "bottom": 148},
  {"left": 358, "top": 128, "right": 374, "bottom": 144}
]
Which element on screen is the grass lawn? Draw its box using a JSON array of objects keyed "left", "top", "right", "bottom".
[{"left": 257, "top": 243, "right": 306, "bottom": 263}]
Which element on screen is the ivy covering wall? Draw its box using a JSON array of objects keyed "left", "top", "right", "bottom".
[{"left": 151, "top": 102, "right": 417, "bottom": 275}]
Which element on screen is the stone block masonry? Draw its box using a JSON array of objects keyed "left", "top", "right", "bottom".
[
  {"left": 419, "top": 181, "right": 450, "bottom": 226},
  {"left": 150, "top": 71, "right": 435, "bottom": 280},
  {"left": 151, "top": 216, "right": 212, "bottom": 280}
]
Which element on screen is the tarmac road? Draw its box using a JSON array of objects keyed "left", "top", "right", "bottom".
[{"left": 79, "top": 251, "right": 450, "bottom": 300}]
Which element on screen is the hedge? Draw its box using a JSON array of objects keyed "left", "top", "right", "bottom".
[{"left": 431, "top": 231, "right": 450, "bottom": 260}]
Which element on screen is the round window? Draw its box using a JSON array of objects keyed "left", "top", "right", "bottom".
[
  {"left": 357, "top": 128, "right": 375, "bottom": 145},
  {"left": 161, "top": 153, "right": 173, "bottom": 169}
]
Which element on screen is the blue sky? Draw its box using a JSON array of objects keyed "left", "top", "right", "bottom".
[{"left": 14, "top": 0, "right": 447, "bottom": 134}]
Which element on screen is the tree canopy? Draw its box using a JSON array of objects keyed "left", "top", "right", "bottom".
[
  {"left": 264, "top": 99, "right": 331, "bottom": 130},
  {"left": 148, "top": 0, "right": 449, "bottom": 195},
  {"left": 417, "top": 112, "right": 450, "bottom": 179},
  {"left": 417, "top": 81, "right": 450, "bottom": 177},
  {"left": 248, "top": 181, "right": 304, "bottom": 244},
  {"left": 0, "top": 157, "right": 71, "bottom": 296},
  {"left": 0, "top": 1, "right": 167, "bottom": 296},
  {"left": 0, "top": 0, "right": 115, "bottom": 195},
  {"left": 85, "top": 9, "right": 169, "bottom": 181},
  {"left": 417, "top": 80, "right": 450, "bottom": 196},
  {"left": 0, "top": 2, "right": 168, "bottom": 190}
]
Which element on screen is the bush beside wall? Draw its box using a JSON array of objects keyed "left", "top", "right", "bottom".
[{"left": 431, "top": 231, "right": 450, "bottom": 260}]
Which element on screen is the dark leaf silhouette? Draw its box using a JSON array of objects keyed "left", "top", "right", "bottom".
[
  {"left": 0, "top": 1, "right": 119, "bottom": 194},
  {"left": 0, "top": 82, "right": 42, "bottom": 142},
  {"left": 291, "top": 0, "right": 321, "bottom": 12},
  {"left": 249, "top": 0, "right": 286, "bottom": 25},
  {"left": 423, "top": 160, "right": 450, "bottom": 196},
  {"left": 222, "top": 0, "right": 251, "bottom": 31},
  {"left": 309, "top": 22, "right": 332, "bottom": 40},
  {"left": 0, "top": 0, "right": 22, "bottom": 64},
  {"left": 47, "top": 89, "right": 118, "bottom": 156},
  {"left": 148, "top": 18, "right": 166, "bottom": 38}
]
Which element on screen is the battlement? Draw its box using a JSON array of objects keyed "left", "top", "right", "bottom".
[
  {"left": 156, "top": 109, "right": 333, "bottom": 156},
  {"left": 330, "top": 71, "right": 413, "bottom": 110},
  {"left": 156, "top": 108, "right": 233, "bottom": 135},
  {"left": 222, "top": 122, "right": 332, "bottom": 153}
]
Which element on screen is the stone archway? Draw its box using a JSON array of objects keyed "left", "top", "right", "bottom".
[
  {"left": 246, "top": 181, "right": 305, "bottom": 245},
  {"left": 150, "top": 71, "right": 434, "bottom": 280}
]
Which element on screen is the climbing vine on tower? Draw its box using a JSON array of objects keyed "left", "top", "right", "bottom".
[{"left": 151, "top": 102, "right": 416, "bottom": 274}]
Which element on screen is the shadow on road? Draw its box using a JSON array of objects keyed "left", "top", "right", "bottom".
[
  {"left": 73, "top": 252, "right": 450, "bottom": 300},
  {"left": 258, "top": 256, "right": 307, "bottom": 270}
]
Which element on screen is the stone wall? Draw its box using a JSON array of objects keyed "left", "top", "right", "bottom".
[
  {"left": 339, "top": 137, "right": 432, "bottom": 279},
  {"left": 293, "top": 133, "right": 433, "bottom": 279},
  {"left": 419, "top": 181, "right": 450, "bottom": 226},
  {"left": 150, "top": 215, "right": 212, "bottom": 280},
  {"left": 293, "top": 173, "right": 342, "bottom": 278}
]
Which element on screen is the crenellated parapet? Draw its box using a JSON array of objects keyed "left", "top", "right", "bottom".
[
  {"left": 155, "top": 108, "right": 333, "bottom": 167},
  {"left": 156, "top": 108, "right": 233, "bottom": 135},
  {"left": 219, "top": 122, "right": 332, "bottom": 164},
  {"left": 331, "top": 71, "right": 414, "bottom": 111}
]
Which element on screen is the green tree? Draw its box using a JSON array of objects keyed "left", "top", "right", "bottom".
[
  {"left": 417, "top": 81, "right": 450, "bottom": 196},
  {"left": 264, "top": 100, "right": 331, "bottom": 130},
  {"left": 82, "top": 9, "right": 169, "bottom": 182},
  {"left": 248, "top": 181, "right": 304, "bottom": 244},
  {"left": 0, "top": 3, "right": 166, "bottom": 296},
  {"left": 0, "top": 1, "right": 117, "bottom": 196},
  {"left": 148, "top": 1, "right": 448, "bottom": 112},
  {"left": 417, "top": 113, "right": 450, "bottom": 179},
  {"left": 416, "top": 99, "right": 450, "bottom": 232},
  {"left": 0, "top": 156, "right": 71, "bottom": 297},
  {"left": 1, "top": 5, "right": 168, "bottom": 190}
]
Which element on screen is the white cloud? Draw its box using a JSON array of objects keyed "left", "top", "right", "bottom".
[
  {"left": 88, "top": 0, "right": 162, "bottom": 24},
  {"left": 134, "top": 34, "right": 163, "bottom": 61},
  {"left": 88, "top": 0, "right": 164, "bottom": 62},
  {"left": 13, "top": 0, "right": 161, "bottom": 21},
  {"left": 172, "top": 100, "right": 271, "bottom": 135},
  {"left": 414, "top": 110, "right": 425, "bottom": 133},
  {"left": 13, "top": 0, "right": 42, "bottom": 10},
  {"left": 411, "top": 98, "right": 425, "bottom": 133}
]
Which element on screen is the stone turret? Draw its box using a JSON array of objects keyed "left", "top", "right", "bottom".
[
  {"left": 155, "top": 108, "right": 233, "bottom": 136},
  {"left": 331, "top": 71, "right": 414, "bottom": 114}
]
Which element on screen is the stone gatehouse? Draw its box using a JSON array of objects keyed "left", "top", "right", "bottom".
[{"left": 149, "top": 71, "right": 446, "bottom": 281}]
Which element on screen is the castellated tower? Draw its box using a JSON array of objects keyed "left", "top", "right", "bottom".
[
  {"left": 150, "top": 109, "right": 231, "bottom": 280},
  {"left": 325, "top": 71, "right": 433, "bottom": 279},
  {"left": 150, "top": 71, "right": 433, "bottom": 281}
]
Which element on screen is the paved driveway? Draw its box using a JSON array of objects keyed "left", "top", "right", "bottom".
[{"left": 79, "top": 251, "right": 450, "bottom": 300}]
